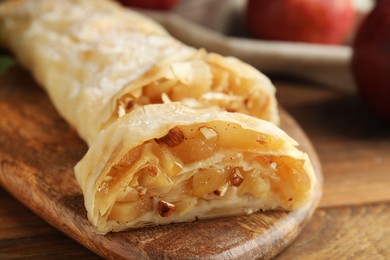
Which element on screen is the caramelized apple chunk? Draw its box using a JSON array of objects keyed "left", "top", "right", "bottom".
[
  {"left": 137, "top": 166, "right": 173, "bottom": 189},
  {"left": 238, "top": 169, "right": 271, "bottom": 198},
  {"left": 219, "top": 122, "right": 281, "bottom": 150},
  {"left": 169, "top": 125, "right": 218, "bottom": 164},
  {"left": 270, "top": 156, "right": 310, "bottom": 203},
  {"left": 192, "top": 168, "right": 229, "bottom": 197},
  {"left": 154, "top": 145, "right": 183, "bottom": 177},
  {"left": 117, "top": 187, "right": 139, "bottom": 202},
  {"left": 108, "top": 199, "right": 152, "bottom": 223}
]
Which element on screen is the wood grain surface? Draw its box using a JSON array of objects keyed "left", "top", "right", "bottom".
[
  {"left": 0, "top": 68, "right": 322, "bottom": 259},
  {"left": 276, "top": 81, "right": 390, "bottom": 259}
]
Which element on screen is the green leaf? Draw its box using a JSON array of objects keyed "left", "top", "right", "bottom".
[{"left": 0, "top": 55, "right": 15, "bottom": 75}]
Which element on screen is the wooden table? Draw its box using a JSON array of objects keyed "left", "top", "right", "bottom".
[{"left": 1, "top": 78, "right": 390, "bottom": 259}]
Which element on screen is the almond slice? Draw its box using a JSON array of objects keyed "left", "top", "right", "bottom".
[
  {"left": 199, "top": 127, "right": 218, "bottom": 140},
  {"left": 155, "top": 127, "right": 185, "bottom": 147}
]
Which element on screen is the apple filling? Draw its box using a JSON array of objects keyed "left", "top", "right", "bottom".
[
  {"left": 97, "top": 122, "right": 310, "bottom": 225},
  {"left": 115, "top": 56, "right": 272, "bottom": 122}
]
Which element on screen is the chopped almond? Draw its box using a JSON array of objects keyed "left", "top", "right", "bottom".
[
  {"left": 157, "top": 200, "right": 176, "bottom": 217},
  {"left": 199, "top": 127, "right": 218, "bottom": 140},
  {"left": 229, "top": 168, "right": 244, "bottom": 187},
  {"left": 155, "top": 127, "right": 185, "bottom": 147}
]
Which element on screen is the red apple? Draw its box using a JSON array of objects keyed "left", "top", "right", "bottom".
[
  {"left": 117, "top": 0, "right": 179, "bottom": 11},
  {"left": 246, "top": 0, "right": 356, "bottom": 45},
  {"left": 352, "top": 0, "right": 390, "bottom": 122}
]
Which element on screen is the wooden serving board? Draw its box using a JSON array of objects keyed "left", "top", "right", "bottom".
[{"left": 0, "top": 67, "right": 322, "bottom": 259}]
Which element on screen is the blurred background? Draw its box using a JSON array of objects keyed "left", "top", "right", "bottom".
[
  {"left": 173, "top": 0, "right": 373, "bottom": 41},
  {"left": 115, "top": 0, "right": 375, "bottom": 94}
]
